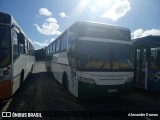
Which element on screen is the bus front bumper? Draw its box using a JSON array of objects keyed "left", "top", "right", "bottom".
[
  {"left": 0, "top": 80, "right": 12, "bottom": 100},
  {"left": 78, "top": 81, "right": 133, "bottom": 98}
]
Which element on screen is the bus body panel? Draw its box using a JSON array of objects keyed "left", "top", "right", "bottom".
[
  {"left": 78, "top": 81, "right": 133, "bottom": 98},
  {"left": 77, "top": 72, "right": 133, "bottom": 85},
  {"left": 13, "top": 55, "right": 26, "bottom": 80},
  {"left": 49, "top": 50, "right": 79, "bottom": 97},
  {"left": 77, "top": 71, "right": 133, "bottom": 98},
  {"left": 51, "top": 51, "right": 69, "bottom": 82},
  {"left": 12, "top": 55, "right": 35, "bottom": 95},
  {"left": 0, "top": 80, "right": 12, "bottom": 99},
  {"left": 12, "top": 74, "right": 21, "bottom": 94}
]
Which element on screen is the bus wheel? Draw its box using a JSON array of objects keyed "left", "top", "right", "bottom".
[
  {"left": 20, "top": 71, "right": 24, "bottom": 87},
  {"left": 62, "top": 74, "right": 68, "bottom": 89}
]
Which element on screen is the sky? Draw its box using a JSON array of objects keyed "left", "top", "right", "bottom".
[{"left": 0, "top": 0, "right": 160, "bottom": 50}]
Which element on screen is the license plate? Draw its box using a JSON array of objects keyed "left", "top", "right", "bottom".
[{"left": 108, "top": 89, "right": 117, "bottom": 92}]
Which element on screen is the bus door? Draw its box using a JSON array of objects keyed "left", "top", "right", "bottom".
[
  {"left": 68, "top": 38, "right": 77, "bottom": 95},
  {"left": 148, "top": 47, "right": 160, "bottom": 91},
  {"left": 135, "top": 47, "right": 148, "bottom": 89}
]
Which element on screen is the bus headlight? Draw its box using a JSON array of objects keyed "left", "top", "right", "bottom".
[
  {"left": 79, "top": 77, "right": 96, "bottom": 84},
  {"left": 126, "top": 77, "right": 133, "bottom": 83}
]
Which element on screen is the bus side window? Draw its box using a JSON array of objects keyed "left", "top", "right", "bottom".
[
  {"left": 19, "top": 44, "right": 24, "bottom": 54},
  {"left": 25, "top": 39, "right": 28, "bottom": 54},
  {"left": 50, "top": 44, "right": 52, "bottom": 54},
  {"left": 56, "top": 39, "right": 60, "bottom": 52},
  {"left": 46, "top": 47, "right": 48, "bottom": 55},
  {"left": 18, "top": 32, "right": 25, "bottom": 55},
  {"left": 13, "top": 30, "right": 19, "bottom": 60},
  {"left": 29, "top": 43, "right": 32, "bottom": 55},
  {"left": 61, "top": 34, "right": 67, "bottom": 50},
  {"left": 30, "top": 43, "right": 33, "bottom": 55},
  {"left": 47, "top": 47, "right": 49, "bottom": 54},
  {"left": 27, "top": 42, "right": 30, "bottom": 55},
  {"left": 156, "top": 50, "right": 160, "bottom": 65},
  {"left": 48, "top": 45, "right": 50, "bottom": 54},
  {"left": 64, "top": 34, "right": 68, "bottom": 49},
  {"left": 52, "top": 43, "right": 55, "bottom": 53}
]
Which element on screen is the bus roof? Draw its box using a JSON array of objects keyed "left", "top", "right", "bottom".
[
  {"left": 69, "top": 21, "right": 130, "bottom": 31},
  {"left": 133, "top": 35, "right": 160, "bottom": 46}
]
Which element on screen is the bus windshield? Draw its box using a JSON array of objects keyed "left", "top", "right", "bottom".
[
  {"left": 0, "top": 25, "right": 11, "bottom": 68},
  {"left": 77, "top": 40, "right": 132, "bottom": 71}
]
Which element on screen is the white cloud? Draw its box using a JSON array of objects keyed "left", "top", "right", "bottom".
[
  {"left": 39, "top": 8, "right": 52, "bottom": 16},
  {"left": 132, "top": 28, "right": 160, "bottom": 39},
  {"left": 33, "top": 41, "right": 46, "bottom": 47},
  {"left": 90, "top": 5, "right": 98, "bottom": 13},
  {"left": 46, "top": 17, "right": 57, "bottom": 23},
  {"left": 33, "top": 38, "right": 55, "bottom": 49},
  {"left": 50, "top": 38, "right": 55, "bottom": 42},
  {"left": 101, "top": 0, "right": 131, "bottom": 21},
  {"left": 34, "top": 17, "right": 61, "bottom": 35},
  {"left": 59, "top": 12, "right": 69, "bottom": 18}
]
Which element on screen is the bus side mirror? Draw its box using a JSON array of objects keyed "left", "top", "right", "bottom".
[{"left": 18, "top": 32, "right": 25, "bottom": 44}]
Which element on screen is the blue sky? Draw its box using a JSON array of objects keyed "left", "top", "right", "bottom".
[{"left": 0, "top": 0, "right": 160, "bottom": 49}]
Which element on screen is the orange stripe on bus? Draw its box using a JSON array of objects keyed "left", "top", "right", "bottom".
[{"left": 0, "top": 80, "right": 12, "bottom": 100}]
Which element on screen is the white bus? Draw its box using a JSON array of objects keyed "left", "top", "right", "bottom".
[
  {"left": 45, "top": 21, "right": 133, "bottom": 98},
  {"left": 0, "top": 12, "right": 35, "bottom": 100}
]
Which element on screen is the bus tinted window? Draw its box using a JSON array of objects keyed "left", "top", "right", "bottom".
[
  {"left": 46, "top": 48, "right": 48, "bottom": 54},
  {"left": 25, "top": 39, "right": 27, "bottom": 54},
  {"left": 48, "top": 46, "right": 50, "bottom": 54},
  {"left": 61, "top": 34, "right": 67, "bottom": 50},
  {"left": 52, "top": 43, "right": 55, "bottom": 53},
  {"left": 150, "top": 47, "right": 160, "bottom": 67},
  {"left": 27, "top": 42, "right": 29, "bottom": 55},
  {"left": 50, "top": 45, "right": 52, "bottom": 53},
  {"left": 13, "top": 30, "right": 19, "bottom": 54},
  {"left": 19, "top": 44, "right": 24, "bottom": 54},
  {"left": 56, "top": 39, "right": 60, "bottom": 52}
]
